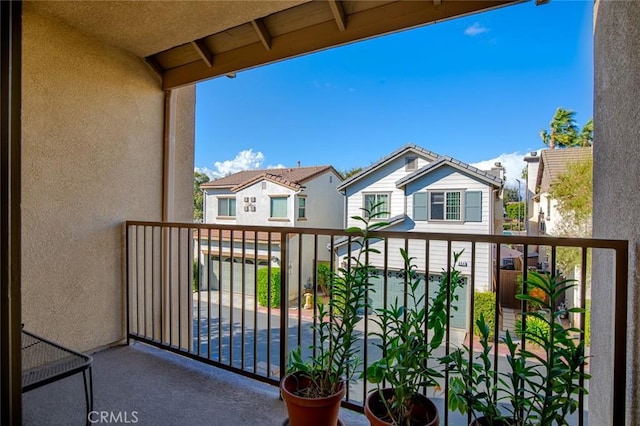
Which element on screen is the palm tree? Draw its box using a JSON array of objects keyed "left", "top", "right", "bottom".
[
  {"left": 579, "top": 118, "right": 593, "bottom": 147},
  {"left": 540, "top": 107, "right": 579, "bottom": 149}
]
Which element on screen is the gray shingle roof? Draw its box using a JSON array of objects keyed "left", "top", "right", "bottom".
[
  {"left": 331, "top": 214, "right": 407, "bottom": 248},
  {"left": 396, "top": 155, "right": 503, "bottom": 188},
  {"left": 336, "top": 143, "right": 441, "bottom": 191}
]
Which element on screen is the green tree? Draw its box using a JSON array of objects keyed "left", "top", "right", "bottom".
[
  {"left": 549, "top": 157, "right": 593, "bottom": 274},
  {"left": 540, "top": 108, "right": 593, "bottom": 149},
  {"left": 503, "top": 186, "right": 520, "bottom": 203},
  {"left": 194, "top": 171, "right": 210, "bottom": 222},
  {"left": 540, "top": 108, "right": 579, "bottom": 149},
  {"left": 579, "top": 118, "right": 593, "bottom": 147},
  {"left": 342, "top": 166, "right": 363, "bottom": 179}
]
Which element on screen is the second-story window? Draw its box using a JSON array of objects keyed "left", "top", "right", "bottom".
[
  {"left": 430, "top": 191, "right": 461, "bottom": 221},
  {"left": 270, "top": 196, "right": 288, "bottom": 218},
  {"left": 217, "top": 197, "right": 236, "bottom": 217},
  {"left": 364, "top": 193, "right": 390, "bottom": 219},
  {"left": 298, "top": 197, "right": 306, "bottom": 219}
]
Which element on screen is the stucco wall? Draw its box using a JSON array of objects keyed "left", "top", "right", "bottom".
[
  {"left": 593, "top": 1, "right": 640, "bottom": 424},
  {"left": 21, "top": 7, "right": 195, "bottom": 351}
]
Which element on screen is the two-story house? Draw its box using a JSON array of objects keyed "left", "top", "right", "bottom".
[
  {"left": 198, "top": 165, "right": 344, "bottom": 299},
  {"left": 335, "top": 144, "right": 504, "bottom": 329}
]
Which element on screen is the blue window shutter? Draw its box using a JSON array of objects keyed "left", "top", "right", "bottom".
[
  {"left": 413, "top": 192, "right": 427, "bottom": 221},
  {"left": 465, "top": 191, "right": 482, "bottom": 222}
]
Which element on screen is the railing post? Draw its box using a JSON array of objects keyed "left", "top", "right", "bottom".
[
  {"left": 279, "top": 231, "right": 289, "bottom": 382},
  {"left": 613, "top": 241, "right": 628, "bottom": 425}
]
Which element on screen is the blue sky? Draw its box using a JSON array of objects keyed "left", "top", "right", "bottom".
[{"left": 195, "top": 0, "right": 593, "bottom": 188}]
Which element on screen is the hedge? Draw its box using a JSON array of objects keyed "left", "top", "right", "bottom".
[
  {"left": 474, "top": 292, "right": 496, "bottom": 338},
  {"left": 257, "top": 267, "right": 281, "bottom": 308}
]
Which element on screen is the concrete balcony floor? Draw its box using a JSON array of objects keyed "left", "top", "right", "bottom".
[{"left": 23, "top": 342, "right": 369, "bottom": 426}]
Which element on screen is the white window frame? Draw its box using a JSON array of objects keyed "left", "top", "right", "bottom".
[
  {"left": 217, "top": 196, "right": 236, "bottom": 218},
  {"left": 270, "top": 195, "right": 289, "bottom": 219},
  {"left": 429, "top": 190, "right": 462, "bottom": 222},
  {"left": 297, "top": 196, "right": 307, "bottom": 219},
  {"left": 363, "top": 193, "right": 390, "bottom": 219}
]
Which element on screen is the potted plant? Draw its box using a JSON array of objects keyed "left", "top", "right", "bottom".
[
  {"left": 364, "top": 249, "right": 466, "bottom": 426},
  {"left": 281, "top": 211, "right": 387, "bottom": 426},
  {"left": 444, "top": 271, "right": 590, "bottom": 426}
]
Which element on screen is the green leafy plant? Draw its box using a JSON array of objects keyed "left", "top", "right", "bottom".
[
  {"left": 445, "top": 271, "right": 590, "bottom": 426},
  {"left": 193, "top": 260, "right": 200, "bottom": 292},
  {"left": 257, "top": 267, "right": 281, "bottom": 308},
  {"left": 365, "top": 250, "right": 466, "bottom": 424},
  {"left": 316, "top": 262, "right": 332, "bottom": 295},
  {"left": 286, "top": 208, "right": 388, "bottom": 398}
]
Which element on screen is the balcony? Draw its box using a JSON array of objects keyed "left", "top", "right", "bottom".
[{"left": 115, "top": 221, "right": 628, "bottom": 425}]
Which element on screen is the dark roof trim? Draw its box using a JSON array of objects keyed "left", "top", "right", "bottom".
[
  {"left": 331, "top": 214, "right": 407, "bottom": 248},
  {"left": 395, "top": 156, "right": 503, "bottom": 189},
  {"left": 336, "top": 143, "right": 440, "bottom": 192}
]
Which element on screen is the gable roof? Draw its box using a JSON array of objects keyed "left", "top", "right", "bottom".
[
  {"left": 201, "top": 166, "right": 342, "bottom": 192},
  {"left": 331, "top": 214, "right": 407, "bottom": 248},
  {"left": 396, "top": 156, "right": 503, "bottom": 189},
  {"left": 536, "top": 147, "right": 592, "bottom": 193},
  {"left": 336, "top": 143, "right": 441, "bottom": 192}
]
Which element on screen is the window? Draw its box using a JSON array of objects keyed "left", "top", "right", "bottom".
[
  {"left": 413, "top": 193, "right": 427, "bottom": 221},
  {"left": 363, "top": 193, "right": 390, "bottom": 219},
  {"left": 429, "top": 191, "right": 461, "bottom": 221},
  {"left": 217, "top": 197, "right": 236, "bottom": 217},
  {"left": 464, "top": 191, "right": 482, "bottom": 222},
  {"left": 298, "top": 197, "right": 306, "bottom": 219},
  {"left": 405, "top": 157, "right": 417, "bottom": 171},
  {"left": 270, "top": 196, "right": 288, "bottom": 218}
]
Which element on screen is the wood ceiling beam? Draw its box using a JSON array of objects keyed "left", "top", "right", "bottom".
[
  {"left": 251, "top": 19, "right": 272, "bottom": 51},
  {"left": 142, "top": 56, "right": 164, "bottom": 83},
  {"left": 163, "top": 0, "right": 521, "bottom": 90},
  {"left": 190, "top": 39, "right": 214, "bottom": 67},
  {"left": 328, "top": 0, "right": 346, "bottom": 32}
]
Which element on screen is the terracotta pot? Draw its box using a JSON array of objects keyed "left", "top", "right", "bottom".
[
  {"left": 280, "top": 372, "right": 345, "bottom": 426},
  {"left": 364, "top": 388, "right": 438, "bottom": 426},
  {"left": 470, "top": 416, "right": 516, "bottom": 426}
]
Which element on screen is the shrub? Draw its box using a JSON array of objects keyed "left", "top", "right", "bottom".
[
  {"left": 515, "top": 315, "right": 550, "bottom": 346},
  {"left": 585, "top": 299, "right": 591, "bottom": 346},
  {"left": 257, "top": 267, "right": 281, "bottom": 308},
  {"left": 193, "top": 260, "right": 199, "bottom": 292},
  {"left": 316, "top": 262, "right": 332, "bottom": 295},
  {"left": 474, "top": 292, "right": 496, "bottom": 338}
]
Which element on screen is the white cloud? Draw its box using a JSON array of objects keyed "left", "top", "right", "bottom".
[
  {"left": 471, "top": 151, "right": 541, "bottom": 191},
  {"left": 464, "top": 22, "right": 489, "bottom": 36},
  {"left": 196, "top": 149, "right": 285, "bottom": 179}
]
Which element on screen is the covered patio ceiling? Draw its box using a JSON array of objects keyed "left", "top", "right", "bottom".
[{"left": 29, "top": 0, "right": 525, "bottom": 90}]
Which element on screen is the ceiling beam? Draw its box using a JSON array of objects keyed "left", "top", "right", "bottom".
[
  {"left": 163, "top": 0, "right": 521, "bottom": 90},
  {"left": 190, "top": 39, "right": 214, "bottom": 67},
  {"left": 251, "top": 19, "right": 272, "bottom": 51},
  {"left": 328, "top": 0, "right": 346, "bottom": 32},
  {"left": 143, "top": 56, "right": 164, "bottom": 82},
  {"left": 433, "top": 0, "right": 442, "bottom": 6}
]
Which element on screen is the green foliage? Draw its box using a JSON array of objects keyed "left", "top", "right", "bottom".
[
  {"left": 540, "top": 108, "right": 593, "bottom": 149},
  {"left": 287, "top": 207, "right": 386, "bottom": 398},
  {"left": 193, "top": 260, "right": 199, "bottom": 292},
  {"left": 505, "top": 202, "right": 525, "bottom": 220},
  {"left": 444, "top": 271, "right": 590, "bottom": 426},
  {"left": 515, "top": 315, "right": 550, "bottom": 346},
  {"left": 342, "top": 166, "right": 363, "bottom": 179},
  {"left": 503, "top": 186, "right": 520, "bottom": 204},
  {"left": 443, "top": 314, "right": 507, "bottom": 425},
  {"left": 366, "top": 250, "right": 465, "bottom": 425},
  {"left": 316, "top": 262, "right": 331, "bottom": 295},
  {"left": 257, "top": 267, "right": 281, "bottom": 308},
  {"left": 193, "top": 171, "right": 210, "bottom": 222},
  {"left": 473, "top": 292, "right": 496, "bottom": 338},
  {"left": 585, "top": 299, "right": 591, "bottom": 346},
  {"left": 549, "top": 157, "right": 592, "bottom": 229}
]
